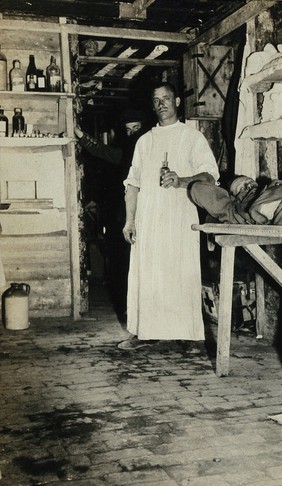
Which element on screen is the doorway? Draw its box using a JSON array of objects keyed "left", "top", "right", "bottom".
[{"left": 74, "top": 34, "right": 185, "bottom": 319}]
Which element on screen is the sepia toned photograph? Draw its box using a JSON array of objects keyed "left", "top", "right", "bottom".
[{"left": 0, "top": 1, "right": 282, "bottom": 484}]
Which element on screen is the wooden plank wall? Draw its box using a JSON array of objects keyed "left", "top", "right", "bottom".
[
  {"left": 0, "top": 234, "right": 72, "bottom": 316},
  {"left": 0, "top": 25, "right": 73, "bottom": 317}
]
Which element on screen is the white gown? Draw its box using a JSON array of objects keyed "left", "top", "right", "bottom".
[{"left": 124, "top": 121, "right": 219, "bottom": 340}]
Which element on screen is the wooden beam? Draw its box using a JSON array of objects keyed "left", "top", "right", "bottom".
[
  {"left": 78, "top": 56, "right": 179, "bottom": 67},
  {"left": 133, "top": 0, "right": 156, "bottom": 16},
  {"left": 187, "top": 0, "right": 278, "bottom": 47},
  {"left": 81, "top": 94, "right": 128, "bottom": 100},
  {"left": 192, "top": 223, "right": 282, "bottom": 238},
  {"left": 80, "top": 86, "right": 130, "bottom": 93},
  {"left": 69, "top": 24, "right": 188, "bottom": 44},
  {"left": 0, "top": 18, "right": 188, "bottom": 43},
  {"left": 119, "top": 0, "right": 156, "bottom": 19},
  {"left": 119, "top": 3, "right": 146, "bottom": 20},
  {"left": 214, "top": 235, "right": 282, "bottom": 247},
  {"left": 244, "top": 244, "right": 282, "bottom": 287}
]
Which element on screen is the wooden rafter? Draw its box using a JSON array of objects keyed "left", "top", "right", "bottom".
[
  {"left": 119, "top": 0, "right": 156, "bottom": 20},
  {"left": 132, "top": 0, "right": 156, "bottom": 16},
  {"left": 0, "top": 19, "right": 188, "bottom": 44},
  {"left": 187, "top": 0, "right": 278, "bottom": 47},
  {"left": 78, "top": 56, "right": 179, "bottom": 67}
]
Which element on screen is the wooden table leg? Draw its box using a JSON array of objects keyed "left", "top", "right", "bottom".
[
  {"left": 216, "top": 246, "right": 235, "bottom": 377},
  {"left": 255, "top": 273, "right": 266, "bottom": 338}
]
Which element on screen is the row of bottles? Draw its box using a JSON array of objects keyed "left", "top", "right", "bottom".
[
  {"left": 0, "top": 46, "right": 67, "bottom": 93},
  {"left": 0, "top": 106, "right": 25, "bottom": 137},
  {"left": 0, "top": 105, "right": 66, "bottom": 138}
]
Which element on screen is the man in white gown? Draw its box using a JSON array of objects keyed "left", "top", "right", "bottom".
[{"left": 119, "top": 82, "right": 219, "bottom": 349}]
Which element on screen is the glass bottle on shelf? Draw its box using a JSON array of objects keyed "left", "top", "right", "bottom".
[
  {"left": 26, "top": 54, "right": 37, "bottom": 91},
  {"left": 12, "top": 108, "right": 25, "bottom": 136},
  {"left": 62, "top": 79, "right": 69, "bottom": 93},
  {"left": 0, "top": 45, "right": 7, "bottom": 91},
  {"left": 46, "top": 56, "right": 61, "bottom": 92},
  {"left": 9, "top": 59, "right": 25, "bottom": 92},
  {"left": 27, "top": 74, "right": 36, "bottom": 91},
  {"left": 37, "top": 69, "right": 46, "bottom": 92},
  {"left": 0, "top": 106, "right": 8, "bottom": 137}
]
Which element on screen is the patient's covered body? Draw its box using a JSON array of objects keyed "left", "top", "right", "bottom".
[{"left": 187, "top": 175, "right": 282, "bottom": 225}]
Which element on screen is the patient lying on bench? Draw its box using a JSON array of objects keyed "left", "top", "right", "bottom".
[{"left": 187, "top": 175, "right": 282, "bottom": 225}]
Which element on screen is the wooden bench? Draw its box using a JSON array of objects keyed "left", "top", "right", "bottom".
[{"left": 192, "top": 223, "right": 282, "bottom": 377}]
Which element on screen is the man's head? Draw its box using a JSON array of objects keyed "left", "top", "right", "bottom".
[
  {"left": 125, "top": 121, "right": 142, "bottom": 137},
  {"left": 151, "top": 82, "right": 180, "bottom": 126},
  {"left": 229, "top": 175, "right": 259, "bottom": 209},
  {"left": 120, "top": 109, "right": 144, "bottom": 137}
]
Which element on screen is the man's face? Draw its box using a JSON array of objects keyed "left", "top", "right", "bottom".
[
  {"left": 152, "top": 87, "right": 180, "bottom": 126},
  {"left": 125, "top": 121, "right": 142, "bottom": 137},
  {"left": 230, "top": 176, "right": 259, "bottom": 207}
]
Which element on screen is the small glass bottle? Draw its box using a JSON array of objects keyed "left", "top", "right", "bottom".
[
  {"left": 160, "top": 152, "right": 170, "bottom": 186},
  {"left": 26, "top": 54, "right": 37, "bottom": 91},
  {"left": 0, "top": 106, "right": 8, "bottom": 137},
  {"left": 46, "top": 56, "right": 61, "bottom": 92},
  {"left": 62, "top": 79, "right": 69, "bottom": 93},
  {"left": 37, "top": 69, "right": 46, "bottom": 92},
  {"left": 9, "top": 59, "right": 25, "bottom": 92},
  {"left": 0, "top": 45, "right": 7, "bottom": 91},
  {"left": 27, "top": 74, "right": 36, "bottom": 91},
  {"left": 12, "top": 108, "right": 25, "bottom": 136}
]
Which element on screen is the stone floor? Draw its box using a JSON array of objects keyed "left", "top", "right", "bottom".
[{"left": 1, "top": 285, "right": 282, "bottom": 485}]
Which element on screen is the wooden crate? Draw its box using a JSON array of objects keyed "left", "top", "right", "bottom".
[{"left": 183, "top": 44, "right": 234, "bottom": 119}]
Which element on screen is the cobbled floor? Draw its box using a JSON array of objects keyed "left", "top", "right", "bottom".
[{"left": 1, "top": 288, "right": 282, "bottom": 485}]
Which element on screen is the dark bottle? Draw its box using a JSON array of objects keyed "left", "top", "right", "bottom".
[
  {"left": 0, "top": 106, "right": 8, "bottom": 137},
  {"left": 0, "top": 45, "right": 8, "bottom": 91},
  {"left": 26, "top": 54, "right": 37, "bottom": 91},
  {"left": 46, "top": 56, "right": 61, "bottom": 92},
  {"left": 12, "top": 107, "right": 25, "bottom": 135},
  {"left": 159, "top": 152, "right": 170, "bottom": 186},
  {"left": 37, "top": 69, "right": 46, "bottom": 91}
]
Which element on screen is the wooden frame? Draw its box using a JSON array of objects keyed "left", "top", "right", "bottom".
[{"left": 192, "top": 223, "right": 282, "bottom": 377}]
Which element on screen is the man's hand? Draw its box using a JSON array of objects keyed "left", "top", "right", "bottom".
[
  {"left": 74, "top": 126, "right": 83, "bottom": 139},
  {"left": 123, "top": 221, "right": 136, "bottom": 244},
  {"left": 161, "top": 170, "right": 181, "bottom": 188}
]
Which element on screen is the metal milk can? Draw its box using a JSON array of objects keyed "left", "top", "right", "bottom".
[{"left": 2, "top": 282, "right": 30, "bottom": 330}]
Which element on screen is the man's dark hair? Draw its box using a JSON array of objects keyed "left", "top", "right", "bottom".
[
  {"left": 151, "top": 81, "right": 178, "bottom": 99},
  {"left": 120, "top": 109, "right": 145, "bottom": 125}
]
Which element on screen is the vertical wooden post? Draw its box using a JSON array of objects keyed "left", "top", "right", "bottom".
[
  {"left": 216, "top": 246, "right": 235, "bottom": 377},
  {"left": 60, "top": 21, "right": 81, "bottom": 320},
  {"left": 255, "top": 273, "right": 266, "bottom": 338},
  {"left": 234, "top": 18, "right": 259, "bottom": 180}
]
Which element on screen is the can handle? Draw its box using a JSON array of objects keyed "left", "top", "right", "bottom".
[{"left": 20, "top": 283, "right": 31, "bottom": 295}]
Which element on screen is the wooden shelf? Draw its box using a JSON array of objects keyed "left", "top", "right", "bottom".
[
  {"left": 245, "top": 54, "right": 282, "bottom": 92},
  {"left": 78, "top": 55, "right": 179, "bottom": 67},
  {"left": 239, "top": 118, "right": 282, "bottom": 140},
  {"left": 0, "top": 137, "right": 74, "bottom": 148},
  {"left": 0, "top": 91, "right": 75, "bottom": 99}
]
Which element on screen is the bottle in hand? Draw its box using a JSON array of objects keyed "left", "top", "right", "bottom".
[{"left": 160, "top": 152, "right": 170, "bottom": 186}]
